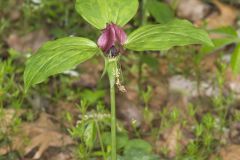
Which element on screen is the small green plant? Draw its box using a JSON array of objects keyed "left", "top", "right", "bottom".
[
  {"left": 68, "top": 100, "right": 110, "bottom": 159},
  {"left": 0, "top": 53, "right": 24, "bottom": 160},
  {"left": 23, "top": 1, "right": 213, "bottom": 159}
]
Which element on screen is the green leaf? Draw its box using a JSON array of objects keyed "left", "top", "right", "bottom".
[
  {"left": 196, "top": 26, "right": 239, "bottom": 64},
  {"left": 124, "top": 139, "right": 152, "bottom": 155},
  {"left": 196, "top": 37, "right": 240, "bottom": 64},
  {"left": 24, "top": 37, "right": 99, "bottom": 91},
  {"left": 75, "top": 0, "right": 139, "bottom": 29},
  {"left": 231, "top": 44, "right": 240, "bottom": 74},
  {"left": 102, "top": 132, "right": 129, "bottom": 149},
  {"left": 79, "top": 89, "right": 105, "bottom": 105},
  {"left": 147, "top": 0, "right": 174, "bottom": 24},
  {"left": 140, "top": 54, "right": 159, "bottom": 71},
  {"left": 122, "top": 150, "right": 159, "bottom": 160},
  {"left": 84, "top": 121, "right": 96, "bottom": 149},
  {"left": 209, "top": 26, "right": 238, "bottom": 37},
  {"left": 201, "top": 38, "right": 239, "bottom": 53},
  {"left": 125, "top": 19, "right": 214, "bottom": 51}
]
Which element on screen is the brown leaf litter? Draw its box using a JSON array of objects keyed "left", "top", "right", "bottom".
[
  {"left": 211, "top": 145, "right": 240, "bottom": 160},
  {"left": 0, "top": 113, "right": 74, "bottom": 159},
  {"left": 197, "top": 0, "right": 237, "bottom": 29}
]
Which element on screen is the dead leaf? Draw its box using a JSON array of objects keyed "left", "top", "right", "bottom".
[
  {"left": 24, "top": 113, "right": 74, "bottom": 159},
  {"left": 49, "top": 152, "right": 74, "bottom": 160},
  {"left": 219, "top": 145, "right": 240, "bottom": 160},
  {"left": 155, "top": 124, "right": 189, "bottom": 158},
  {"left": 164, "top": 124, "right": 181, "bottom": 157},
  {"left": 25, "top": 130, "right": 73, "bottom": 159},
  {"left": 0, "top": 113, "right": 74, "bottom": 159},
  {"left": 197, "top": 0, "right": 237, "bottom": 29},
  {"left": 6, "top": 29, "right": 50, "bottom": 53}
]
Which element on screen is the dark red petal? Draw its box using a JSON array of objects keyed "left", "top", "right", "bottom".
[
  {"left": 97, "top": 23, "right": 127, "bottom": 53},
  {"left": 112, "top": 24, "right": 127, "bottom": 45},
  {"left": 97, "top": 25, "right": 116, "bottom": 52}
]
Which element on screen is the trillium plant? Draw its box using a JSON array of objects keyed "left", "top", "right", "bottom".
[{"left": 24, "top": 0, "right": 213, "bottom": 159}]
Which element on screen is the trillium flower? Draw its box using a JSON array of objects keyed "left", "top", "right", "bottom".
[
  {"left": 24, "top": 0, "right": 213, "bottom": 91},
  {"left": 97, "top": 23, "right": 127, "bottom": 56}
]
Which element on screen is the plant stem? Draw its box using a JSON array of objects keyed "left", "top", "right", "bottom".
[
  {"left": 110, "top": 85, "right": 117, "bottom": 160},
  {"left": 139, "top": 0, "right": 146, "bottom": 26},
  {"left": 106, "top": 58, "right": 118, "bottom": 160},
  {"left": 138, "top": 0, "right": 146, "bottom": 96},
  {"left": 95, "top": 120, "right": 107, "bottom": 160}
]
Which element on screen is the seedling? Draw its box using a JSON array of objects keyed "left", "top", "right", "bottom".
[{"left": 24, "top": 0, "right": 213, "bottom": 159}]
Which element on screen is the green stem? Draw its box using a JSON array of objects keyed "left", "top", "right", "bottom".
[
  {"left": 110, "top": 85, "right": 117, "bottom": 160},
  {"left": 138, "top": 0, "right": 146, "bottom": 96},
  {"left": 139, "top": 0, "right": 146, "bottom": 26},
  {"left": 106, "top": 56, "right": 118, "bottom": 160},
  {"left": 95, "top": 120, "right": 107, "bottom": 160}
]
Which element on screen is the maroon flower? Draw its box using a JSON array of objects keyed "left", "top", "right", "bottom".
[{"left": 97, "top": 23, "right": 127, "bottom": 56}]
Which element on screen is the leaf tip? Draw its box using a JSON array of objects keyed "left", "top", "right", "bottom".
[{"left": 207, "top": 39, "right": 215, "bottom": 47}]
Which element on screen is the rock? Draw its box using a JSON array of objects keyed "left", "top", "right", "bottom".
[
  {"left": 166, "top": 0, "right": 211, "bottom": 22},
  {"left": 169, "top": 75, "right": 219, "bottom": 99}
]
